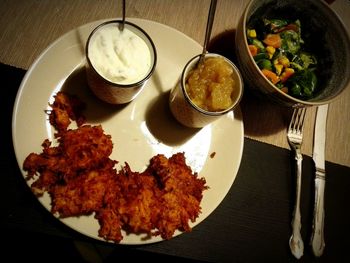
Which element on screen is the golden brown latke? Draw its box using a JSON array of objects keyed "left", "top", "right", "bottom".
[
  {"left": 95, "top": 164, "right": 161, "bottom": 242},
  {"left": 48, "top": 91, "right": 86, "bottom": 135},
  {"left": 23, "top": 91, "right": 208, "bottom": 243},
  {"left": 146, "top": 153, "right": 208, "bottom": 239},
  {"left": 23, "top": 125, "right": 115, "bottom": 195}
]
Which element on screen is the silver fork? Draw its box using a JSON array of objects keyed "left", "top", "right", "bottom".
[{"left": 287, "top": 107, "right": 306, "bottom": 259}]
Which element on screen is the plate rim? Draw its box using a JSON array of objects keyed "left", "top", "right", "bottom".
[{"left": 11, "top": 17, "right": 244, "bottom": 245}]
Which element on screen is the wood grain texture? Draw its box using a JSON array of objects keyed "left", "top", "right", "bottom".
[{"left": 1, "top": 0, "right": 349, "bottom": 166}]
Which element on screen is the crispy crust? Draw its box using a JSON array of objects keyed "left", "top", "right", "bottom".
[{"left": 23, "top": 91, "right": 208, "bottom": 243}]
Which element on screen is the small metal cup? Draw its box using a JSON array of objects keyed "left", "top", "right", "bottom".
[
  {"left": 85, "top": 20, "right": 157, "bottom": 104},
  {"left": 169, "top": 53, "right": 243, "bottom": 128}
]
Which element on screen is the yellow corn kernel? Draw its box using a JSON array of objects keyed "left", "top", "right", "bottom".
[
  {"left": 266, "top": 46, "right": 275, "bottom": 59},
  {"left": 278, "top": 56, "right": 290, "bottom": 67},
  {"left": 247, "top": 29, "right": 257, "bottom": 38},
  {"left": 266, "top": 46, "right": 275, "bottom": 55},
  {"left": 275, "top": 64, "right": 283, "bottom": 75},
  {"left": 285, "top": 67, "right": 295, "bottom": 73}
]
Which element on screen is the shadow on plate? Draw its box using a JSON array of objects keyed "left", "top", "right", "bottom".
[
  {"left": 60, "top": 66, "right": 128, "bottom": 124},
  {"left": 145, "top": 90, "right": 199, "bottom": 146},
  {"left": 209, "top": 29, "right": 292, "bottom": 136}
]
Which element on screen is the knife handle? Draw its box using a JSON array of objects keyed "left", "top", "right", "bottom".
[{"left": 311, "top": 168, "right": 326, "bottom": 257}]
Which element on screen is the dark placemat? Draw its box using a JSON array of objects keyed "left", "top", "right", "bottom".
[{"left": 1, "top": 63, "right": 350, "bottom": 262}]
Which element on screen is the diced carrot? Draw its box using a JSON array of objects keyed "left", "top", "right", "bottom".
[
  {"left": 263, "top": 34, "right": 281, "bottom": 48},
  {"left": 261, "top": 69, "right": 280, "bottom": 84},
  {"left": 248, "top": 44, "right": 258, "bottom": 56},
  {"left": 280, "top": 87, "right": 289, "bottom": 93},
  {"left": 280, "top": 68, "right": 295, "bottom": 83}
]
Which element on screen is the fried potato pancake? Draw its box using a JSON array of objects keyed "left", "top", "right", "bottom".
[
  {"left": 147, "top": 153, "right": 207, "bottom": 239},
  {"left": 23, "top": 91, "right": 208, "bottom": 243},
  {"left": 23, "top": 125, "right": 115, "bottom": 195},
  {"left": 48, "top": 91, "right": 86, "bottom": 135}
]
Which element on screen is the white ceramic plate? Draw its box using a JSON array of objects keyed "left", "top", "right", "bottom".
[{"left": 12, "top": 18, "right": 244, "bottom": 245}]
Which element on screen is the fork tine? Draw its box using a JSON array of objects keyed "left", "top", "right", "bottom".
[
  {"left": 289, "top": 108, "right": 306, "bottom": 132},
  {"left": 295, "top": 108, "right": 306, "bottom": 132},
  {"left": 289, "top": 109, "right": 298, "bottom": 131}
]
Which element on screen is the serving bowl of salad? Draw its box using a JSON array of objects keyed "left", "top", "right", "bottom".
[{"left": 235, "top": 0, "right": 350, "bottom": 107}]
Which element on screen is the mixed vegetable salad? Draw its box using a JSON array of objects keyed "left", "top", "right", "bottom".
[{"left": 247, "top": 18, "right": 318, "bottom": 100}]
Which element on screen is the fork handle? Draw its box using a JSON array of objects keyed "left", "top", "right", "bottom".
[
  {"left": 289, "top": 153, "right": 304, "bottom": 259},
  {"left": 311, "top": 169, "right": 326, "bottom": 257}
]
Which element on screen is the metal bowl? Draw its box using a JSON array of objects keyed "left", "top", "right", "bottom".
[{"left": 235, "top": 0, "right": 350, "bottom": 107}]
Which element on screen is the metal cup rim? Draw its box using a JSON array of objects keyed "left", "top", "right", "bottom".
[
  {"left": 85, "top": 20, "right": 157, "bottom": 88},
  {"left": 180, "top": 53, "right": 244, "bottom": 116}
]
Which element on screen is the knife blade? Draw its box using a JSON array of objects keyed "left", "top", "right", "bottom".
[{"left": 310, "top": 104, "right": 328, "bottom": 257}]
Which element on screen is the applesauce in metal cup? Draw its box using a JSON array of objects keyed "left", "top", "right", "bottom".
[{"left": 169, "top": 53, "right": 243, "bottom": 128}]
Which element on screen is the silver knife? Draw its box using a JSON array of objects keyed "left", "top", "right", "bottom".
[{"left": 310, "top": 104, "right": 328, "bottom": 257}]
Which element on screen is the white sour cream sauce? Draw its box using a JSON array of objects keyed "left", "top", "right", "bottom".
[{"left": 88, "top": 25, "right": 152, "bottom": 85}]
